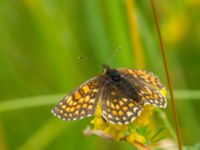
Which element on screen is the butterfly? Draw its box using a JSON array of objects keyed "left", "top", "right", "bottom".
[{"left": 52, "top": 65, "right": 167, "bottom": 125}]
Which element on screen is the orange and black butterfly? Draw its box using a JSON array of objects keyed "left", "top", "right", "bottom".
[{"left": 52, "top": 65, "right": 167, "bottom": 124}]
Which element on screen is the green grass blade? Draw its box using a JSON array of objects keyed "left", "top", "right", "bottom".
[
  {"left": 0, "top": 94, "right": 63, "bottom": 112},
  {"left": 17, "top": 119, "right": 67, "bottom": 150},
  {"left": 0, "top": 90, "right": 200, "bottom": 113}
]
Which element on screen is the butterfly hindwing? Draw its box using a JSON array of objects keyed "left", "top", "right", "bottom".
[
  {"left": 52, "top": 76, "right": 102, "bottom": 121},
  {"left": 132, "top": 81, "right": 167, "bottom": 108},
  {"left": 117, "top": 68, "right": 167, "bottom": 108},
  {"left": 101, "top": 83, "right": 143, "bottom": 124}
]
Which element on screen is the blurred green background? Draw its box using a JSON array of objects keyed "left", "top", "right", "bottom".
[{"left": 0, "top": 0, "right": 200, "bottom": 149}]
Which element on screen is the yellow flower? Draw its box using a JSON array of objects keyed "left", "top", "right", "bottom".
[
  {"left": 163, "top": 12, "right": 189, "bottom": 44},
  {"left": 134, "top": 105, "right": 154, "bottom": 127},
  {"left": 91, "top": 102, "right": 129, "bottom": 141},
  {"left": 90, "top": 103, "right": 153, "bottom": 144},
  {"left": 126, "top": 131, "right": 146, "bottom": 144},
  {"left": 86, "top": 88, "right": 167, "bottom": 148}
]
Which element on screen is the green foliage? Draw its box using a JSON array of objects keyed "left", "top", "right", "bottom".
[
  {"left": 0, "top": 0, "right": 199, "bottom": 149},
  {"left": 183, "top": 144, "right": 200, "bottom": 150}
]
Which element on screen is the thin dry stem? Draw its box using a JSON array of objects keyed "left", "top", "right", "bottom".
[
  {"left": 84, "top": 126, "right": 153, "bottom": 150},
  {"left": 133, "top": 141, "right": 153, "bottom": 150},
  {"left": 150, "top": 0, "right": 182, "bottom": 150}
]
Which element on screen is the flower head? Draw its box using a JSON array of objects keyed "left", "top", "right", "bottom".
[{"left": 84, "top": 88, "right": 167, "bottom": 149}]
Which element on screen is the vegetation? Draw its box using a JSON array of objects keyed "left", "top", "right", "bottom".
[{"left": 0, "top": 0, "right": 200, "bottom": 149}]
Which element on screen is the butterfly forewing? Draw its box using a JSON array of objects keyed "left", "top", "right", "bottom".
[
  {"left": 118, "top": 69, "right": 165, "bottom": 89},
  {"left": 52, "top": 76, "right": 102, "bottom": 121},
  {"left": 101, "top": 83, "right": 143, "bottom": 124},
  {"left": 117, "top": 68, "right": 167, "bottom": 108}
]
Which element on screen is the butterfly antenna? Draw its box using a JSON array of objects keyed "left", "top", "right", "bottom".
[
  {"left": 77, "top": 56, "right": 103, "bottom": 68},
  {"left": 106, "top": 46, "right": 121, "bottom": 65}
]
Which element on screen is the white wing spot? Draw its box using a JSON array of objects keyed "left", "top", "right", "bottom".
[
  {"left": 144, "top": 102, "right": 150, "bottom": 105},
  {"left": 130, "top": 116, "right": 136, "bottom": 122},
  {"left": 124, "top": 121, "right": 130, "bottom": 124},
  {"left": 133, "top": 107, "right": 138, "bottom": 112}
]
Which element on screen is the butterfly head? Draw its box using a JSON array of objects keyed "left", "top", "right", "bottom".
[
  {"left": 102, "top": 64, "right": 122, "bottom": 82},
  {"left": 101, "top": 64, "right": 110, "bottom": 71},
  {"left": 102, "top": 64, "right": 117, "bottom": 75},
  {"left": 102, "top": 64, "right": 111, "bottom": 73}
]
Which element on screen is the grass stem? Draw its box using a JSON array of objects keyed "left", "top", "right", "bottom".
[{"left": 150, "top": 0, "right": 183, "bottom": 149}]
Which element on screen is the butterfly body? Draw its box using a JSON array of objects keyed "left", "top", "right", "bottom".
[
  {"left": 52, "top": 65, "right": 167, "bottom": 124},
  {"left": 103, "top": 66, "right": 139, "bottom": 102}
]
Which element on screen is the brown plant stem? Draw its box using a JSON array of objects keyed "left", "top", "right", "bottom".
[
  {"left": 150, "top": 0, "right": 182, "bottom": 150},
  {"left": 133, "top": 141, "right": 153, "bottom": 150}
]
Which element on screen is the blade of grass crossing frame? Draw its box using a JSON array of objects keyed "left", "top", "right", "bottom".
[{"left": 150, "top": 0, "right": 182, "bottom": 149}]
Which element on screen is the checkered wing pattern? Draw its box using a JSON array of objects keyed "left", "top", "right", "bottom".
[
  {"left": 101, "top": 84, "right": 143, "bottom": 124},
  {"left": 117, "top": 68, "right": 167, "bottom": 108},
  {"left": 52, "top": 76, "right": 102, "bottom": 121}
]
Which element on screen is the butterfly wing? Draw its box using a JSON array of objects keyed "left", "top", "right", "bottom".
[
  {"left": 117, "top": 68, "right": 167, "bottom": 108},
  {"left": 52, "top": 76, "right": 103, "bottom": 121},
  {"left": 117, "top": 69, "right": 165, "bottom": 89},
  {"left": 101, "top": 83, "right": 143, "bottom": 124}
]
